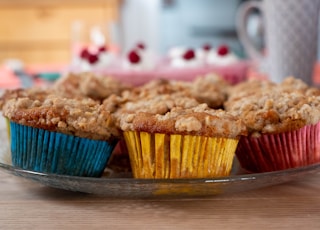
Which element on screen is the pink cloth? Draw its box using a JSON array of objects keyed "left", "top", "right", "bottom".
[
  {"left": 93, "top": 60, "right": 250, "bottom": 86},
  {"left": 0, "top": 67, "right": 21, "bottom": 89}
]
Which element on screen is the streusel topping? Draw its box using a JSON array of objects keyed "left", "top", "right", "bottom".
[
  {"left": 53, "top": 72, "right": 132, "bottom": 101},
  {"left": 120, "top": 74, "right": 229, "bottom": 109},
  {"left": 190, "top": 74, "right": 230, "bottom": 108},
  {"left": 113, "top": 93, "right": 201, "bottom": 130},
  {"left": 226, "top": 78, "right": 276, "bottom": 103},
  {"left": 3, "top": 94, "right": 120, "bottom": 141},
  {"left": 227, "top": 77, "right": 320, "bottom": 103},
  {"left": 119, "top": 104, "right": 247, "bottom": 138},
  {"left": 0, "top": 87, "right": 53, "bottom": 110},
  {"left": 225, "top": 91, "right": 320, "bottom": 136}
]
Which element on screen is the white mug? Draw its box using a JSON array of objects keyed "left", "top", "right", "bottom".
[{"left": 237, "top": 0, "right": 320, "bottom": 85}]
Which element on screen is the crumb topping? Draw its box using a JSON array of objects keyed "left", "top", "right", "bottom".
[
  {"left": 53, "top": 72, "right": 132, "bottom": 101},
  {"left": 119, "top": 104, "right": 247, "bottom": 138},
  {"left": 225, "top": 91, "right": 320, "bottom": 136},
  {"left": 3, "top": 95, "right": 120, "bottom": 141},
  {"left": 190, "top": 74, "right": 230, "bottom": 108},
  {"left": 2, "top": 74, "right": 318, "bottom": 140},
  {"left": 120, "top": 74, "right": 229, "bottom": 109},
  {"left": 0, "top": 87, "right": 53, "bottom": 110},
  {"left": 113, "top": 93, "right": 200, "bottom": 130}
]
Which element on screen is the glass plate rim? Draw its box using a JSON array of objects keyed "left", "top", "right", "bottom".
[
  {"left": 1, "top": 161, "right": 320, "bottom": 184},
  {"left": 1, "top": 162, "right": 320, "bottom": 198}
]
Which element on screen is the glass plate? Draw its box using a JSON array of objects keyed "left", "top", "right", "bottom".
[
  {"left": 1, "top": 162, "right": 320, "bottom": 198},
  {"left": 1, "top": 122, "right": 320, "bottom": 198}
]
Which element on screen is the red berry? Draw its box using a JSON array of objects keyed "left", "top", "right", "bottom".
[
  {"left": 217, "top": 45, "right": 229, "bottom": 56},
  {"left": 98, "top": 46, "right": 107, "bottom": 53},
  {"left": 136, "top": 42, "right": 145, "bottom": 50},
  {"left": 128, "top": 50, "right": 141, "bottom": 63},
  {"left": 183, "top": 49, "right": 195, "bottom": 60},
  {"left": 87, "top": 53, "right": 99, "bottom": 64},
  {"left": 203, "top": 44, "right": 211, "bottom": 51},
  {"left": 80, "top": 48, "right": 90, "bottom": 59}
]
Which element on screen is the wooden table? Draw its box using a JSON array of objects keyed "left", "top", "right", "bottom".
[{"left": 0, "top": 169, "right": 319, "bottom": 229}]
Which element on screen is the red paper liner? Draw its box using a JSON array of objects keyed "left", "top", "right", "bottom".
[{"left": 236, "top": 122, "right": 320, "bottom": 173}]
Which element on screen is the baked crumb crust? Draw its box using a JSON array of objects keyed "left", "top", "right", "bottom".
[
  {"left": 2, "top": 74, "right": 319, "bottom": 139},
  {"left": 3, "top": 94, "right": 120, "bottom": 141},
  {"left": 119, "top": 104, "right": 247, "bottom": 138},
  {"left": 191, "top": 74, "right": 230, "bottom": 108},
  {"left": 225, "top": 78, "right": 320, "bottom": 136},
  {"left": 0, "top": 87, "right": 54, "bottom": 110},
  {"left": 118, "top": 74, "right": 230, "bottom": 109},
  {"left": 53, "top": 72, "right": 132, "bottom": 101}
]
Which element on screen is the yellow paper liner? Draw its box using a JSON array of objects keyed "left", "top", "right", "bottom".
[{"left": 123, "top": 131, "right": 239, "bottom": 179}]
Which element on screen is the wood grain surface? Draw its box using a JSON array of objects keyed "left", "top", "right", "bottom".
[
  {"left": 0, "top": 0, "right": 120, "bottom": 65},
  {"left": 0, "top": 170, "right": 319, "bottom": 230}
]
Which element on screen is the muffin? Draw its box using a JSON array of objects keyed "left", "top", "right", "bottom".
[
  {"left": 117, "top": 103, "right": 247, "bottom": 179},
  {"left": 116, "top": 73, "right": 230, "bottom": 110},
  {"left": 1, "top": 87, "right": 55, "bottom": 136},
  {"left": 226, "top": 78, "right": 276, "bottom": 104},
  {"left": 108, "top": 74, "right": 231, "bottom": 163},
  {"left": 2, "top": 93, "right": 121, "bottom": 177},
  {"left": 52, "top": 72, "right": 132, "bottom": 101},
  {"left": 225, "top": 79, "right": 320, "bottom": 172},
  {"left": 190, "top": 74, "right": 231, "bottom": 109}
]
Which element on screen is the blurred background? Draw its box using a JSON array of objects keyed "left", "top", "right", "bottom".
[
  {"left": 0, "top": 0, "right": 258, "bottom": 66},
  {"left": 120, "top": 0, "right": 251, "bottom": 56},
  {"left": 0, "top": 0, "right": 120, "bottom": 65}
]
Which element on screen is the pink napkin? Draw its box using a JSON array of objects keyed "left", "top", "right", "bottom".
[{"left": 0, "top": 67, "right": 21, "bottom": 89}]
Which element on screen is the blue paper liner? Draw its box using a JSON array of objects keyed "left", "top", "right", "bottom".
[{"left": 10, "top": 121, "right": 117, "bottom": 177}]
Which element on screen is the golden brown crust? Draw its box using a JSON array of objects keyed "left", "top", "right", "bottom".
[
  {"left": 131, "top": 78, "right": 191, "bottom": 97},
  {"left": 116, "top": 93, "right": 200, "bottom": 115},
  {"left": 4, "top": 74, "right": 318, "bottom": 140},
  {"left": 3, "top": 95, "right": 121, "bottom": 141},
  {"left": 112, "top": 93, "right": 201, "bottom": 131},
  {"left": 112, "top": 74, "right": 231, "bottom": 133},
  {"left": 0, "top": 87, "right": 54, "bottom": 110},
  {"left": 119, "top": 104, "right": 247, "bottom": 138},
  {"left": 225, "top": 90, "right": 320, "bottom": 136},
  {"left": 226, "top": 76, "right": 320, "bottom": 103},
  {"left": 53, "top": 72, "right": 132, "bottom": 101},
  {"left": 226, "top": 78, "right": 276, "bottom": 103},
  {"left": 190, "top": 74, "right": 230, "bottom": 109},
  {"left": 119, "top": 74, "right": 229, "bottom": 109}
]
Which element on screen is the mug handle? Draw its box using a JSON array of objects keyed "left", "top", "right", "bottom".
[{"left": 236, "top": 0, "right": 264, "bottom": 62}]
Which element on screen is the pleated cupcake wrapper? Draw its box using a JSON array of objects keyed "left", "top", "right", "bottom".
[
  {"left": 10, "top": 122, "right": 117, "bottom": 177},
  {"left": 114, "top": 139, "right": 129, "bottom": 155},
  {"left": 123, "top": 131, "right": 239, "bottom": 179},
  {"left": 236, "top": 122, "right": 320, "bottom": 173}
]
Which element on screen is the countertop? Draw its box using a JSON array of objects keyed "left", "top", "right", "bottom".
[{"left": 0, "top": 168, "right": 319, "bottom": 229}]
